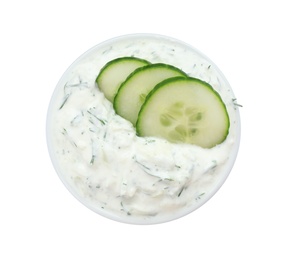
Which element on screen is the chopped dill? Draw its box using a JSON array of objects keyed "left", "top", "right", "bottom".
[
  {"left": 137, "top": 161, "right": 150, "bottom": 171},
  {"left": 87, "top": 109, "right": 107, "bottom": 125},
  {"left": 195, "top": 192, "right": 205, "bottom": 201},
  {"left": 178, "top": 186, "right": 185, "bottom": 197},
  {"left": 120, "top": 201, "right": 131, "bottom": 216},
  {"left": 59, "top": 93, "right": 70, "bottom": 110},
  {"left": 61, "top": 128, "right": 67, "bottom": 135},
  {"left": 232, "top": 98, "right": 243, "bottom": 107},
  {"left": 163, "top": 178, "right": 174, "bottom": 182},
  {"left": 90, "top": 155, "right": 96, "bottom": 165}
]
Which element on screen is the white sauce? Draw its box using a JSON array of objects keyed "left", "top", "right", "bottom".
[{"left": 47, "top": 35, "right": 240, "bottom": 224}]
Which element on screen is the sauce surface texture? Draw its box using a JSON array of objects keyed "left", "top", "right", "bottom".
[{"left": 47, "top": 35, "right": 240, "bottom": 224}]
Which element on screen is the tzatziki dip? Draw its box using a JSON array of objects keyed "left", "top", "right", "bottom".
[{"left": 46, "top": 34, "right": 240, "bottom": 224}]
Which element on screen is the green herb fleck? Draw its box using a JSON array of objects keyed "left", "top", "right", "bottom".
[
  {"left": 59, "top": 94, "right": 70, "bottom": 110},
  {"left": 232, "top": 98, "right": 243, "bottom": 108},
  {"left": 195, "top": 192, "right": 205, "bottom": 201},
  {"left": 87, "top": 109, "right": 107, "bottom": 125},
  {"left": 120, "top": 201, "right": 131, "bottom": 216},
  {"left": 178, "top": 186, "right": 185, "bottom": 197},
  {"left": 90, "top": 155, "right": 96, "bottom": 165}
]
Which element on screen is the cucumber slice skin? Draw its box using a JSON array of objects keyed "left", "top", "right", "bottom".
[
  {"left": 136, "top": 77, "right": 230, "bottom": 148},
  {"left": 113, "top": 63, "right": 187, "bottom": 126},
  {"left": 96, "top": 57, "right": 150, "bottom": 102}
]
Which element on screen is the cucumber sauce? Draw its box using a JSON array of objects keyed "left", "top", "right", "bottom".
[{"left": 47, "top": 35, "right": 240, "bottom": 224}]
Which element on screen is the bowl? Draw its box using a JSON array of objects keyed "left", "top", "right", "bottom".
[{"left": 46, "top": 33, "right": 241, "bottom": 224}]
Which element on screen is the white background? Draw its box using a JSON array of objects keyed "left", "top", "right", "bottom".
[{"left": 1, "top": 0, "right": 288, "bottom": 259}]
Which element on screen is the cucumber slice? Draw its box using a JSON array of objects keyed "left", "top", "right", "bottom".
[
  {"left": 114, "top": 63, "right": 187, "bottom": 126},
  {"left": 96, "top": 57, "right": 150, "bottom": 102},
  {"left": 136, "top": 77, "right": 230, "bottom": 148}
]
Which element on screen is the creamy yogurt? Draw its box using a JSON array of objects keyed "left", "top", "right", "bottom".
[{"left": 46, "top": 34, "right": 240, "bottom": 224}]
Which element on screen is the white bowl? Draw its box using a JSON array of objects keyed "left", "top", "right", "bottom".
[{"left": 46, "top": 33, "right": 241, "bottom": 225}]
